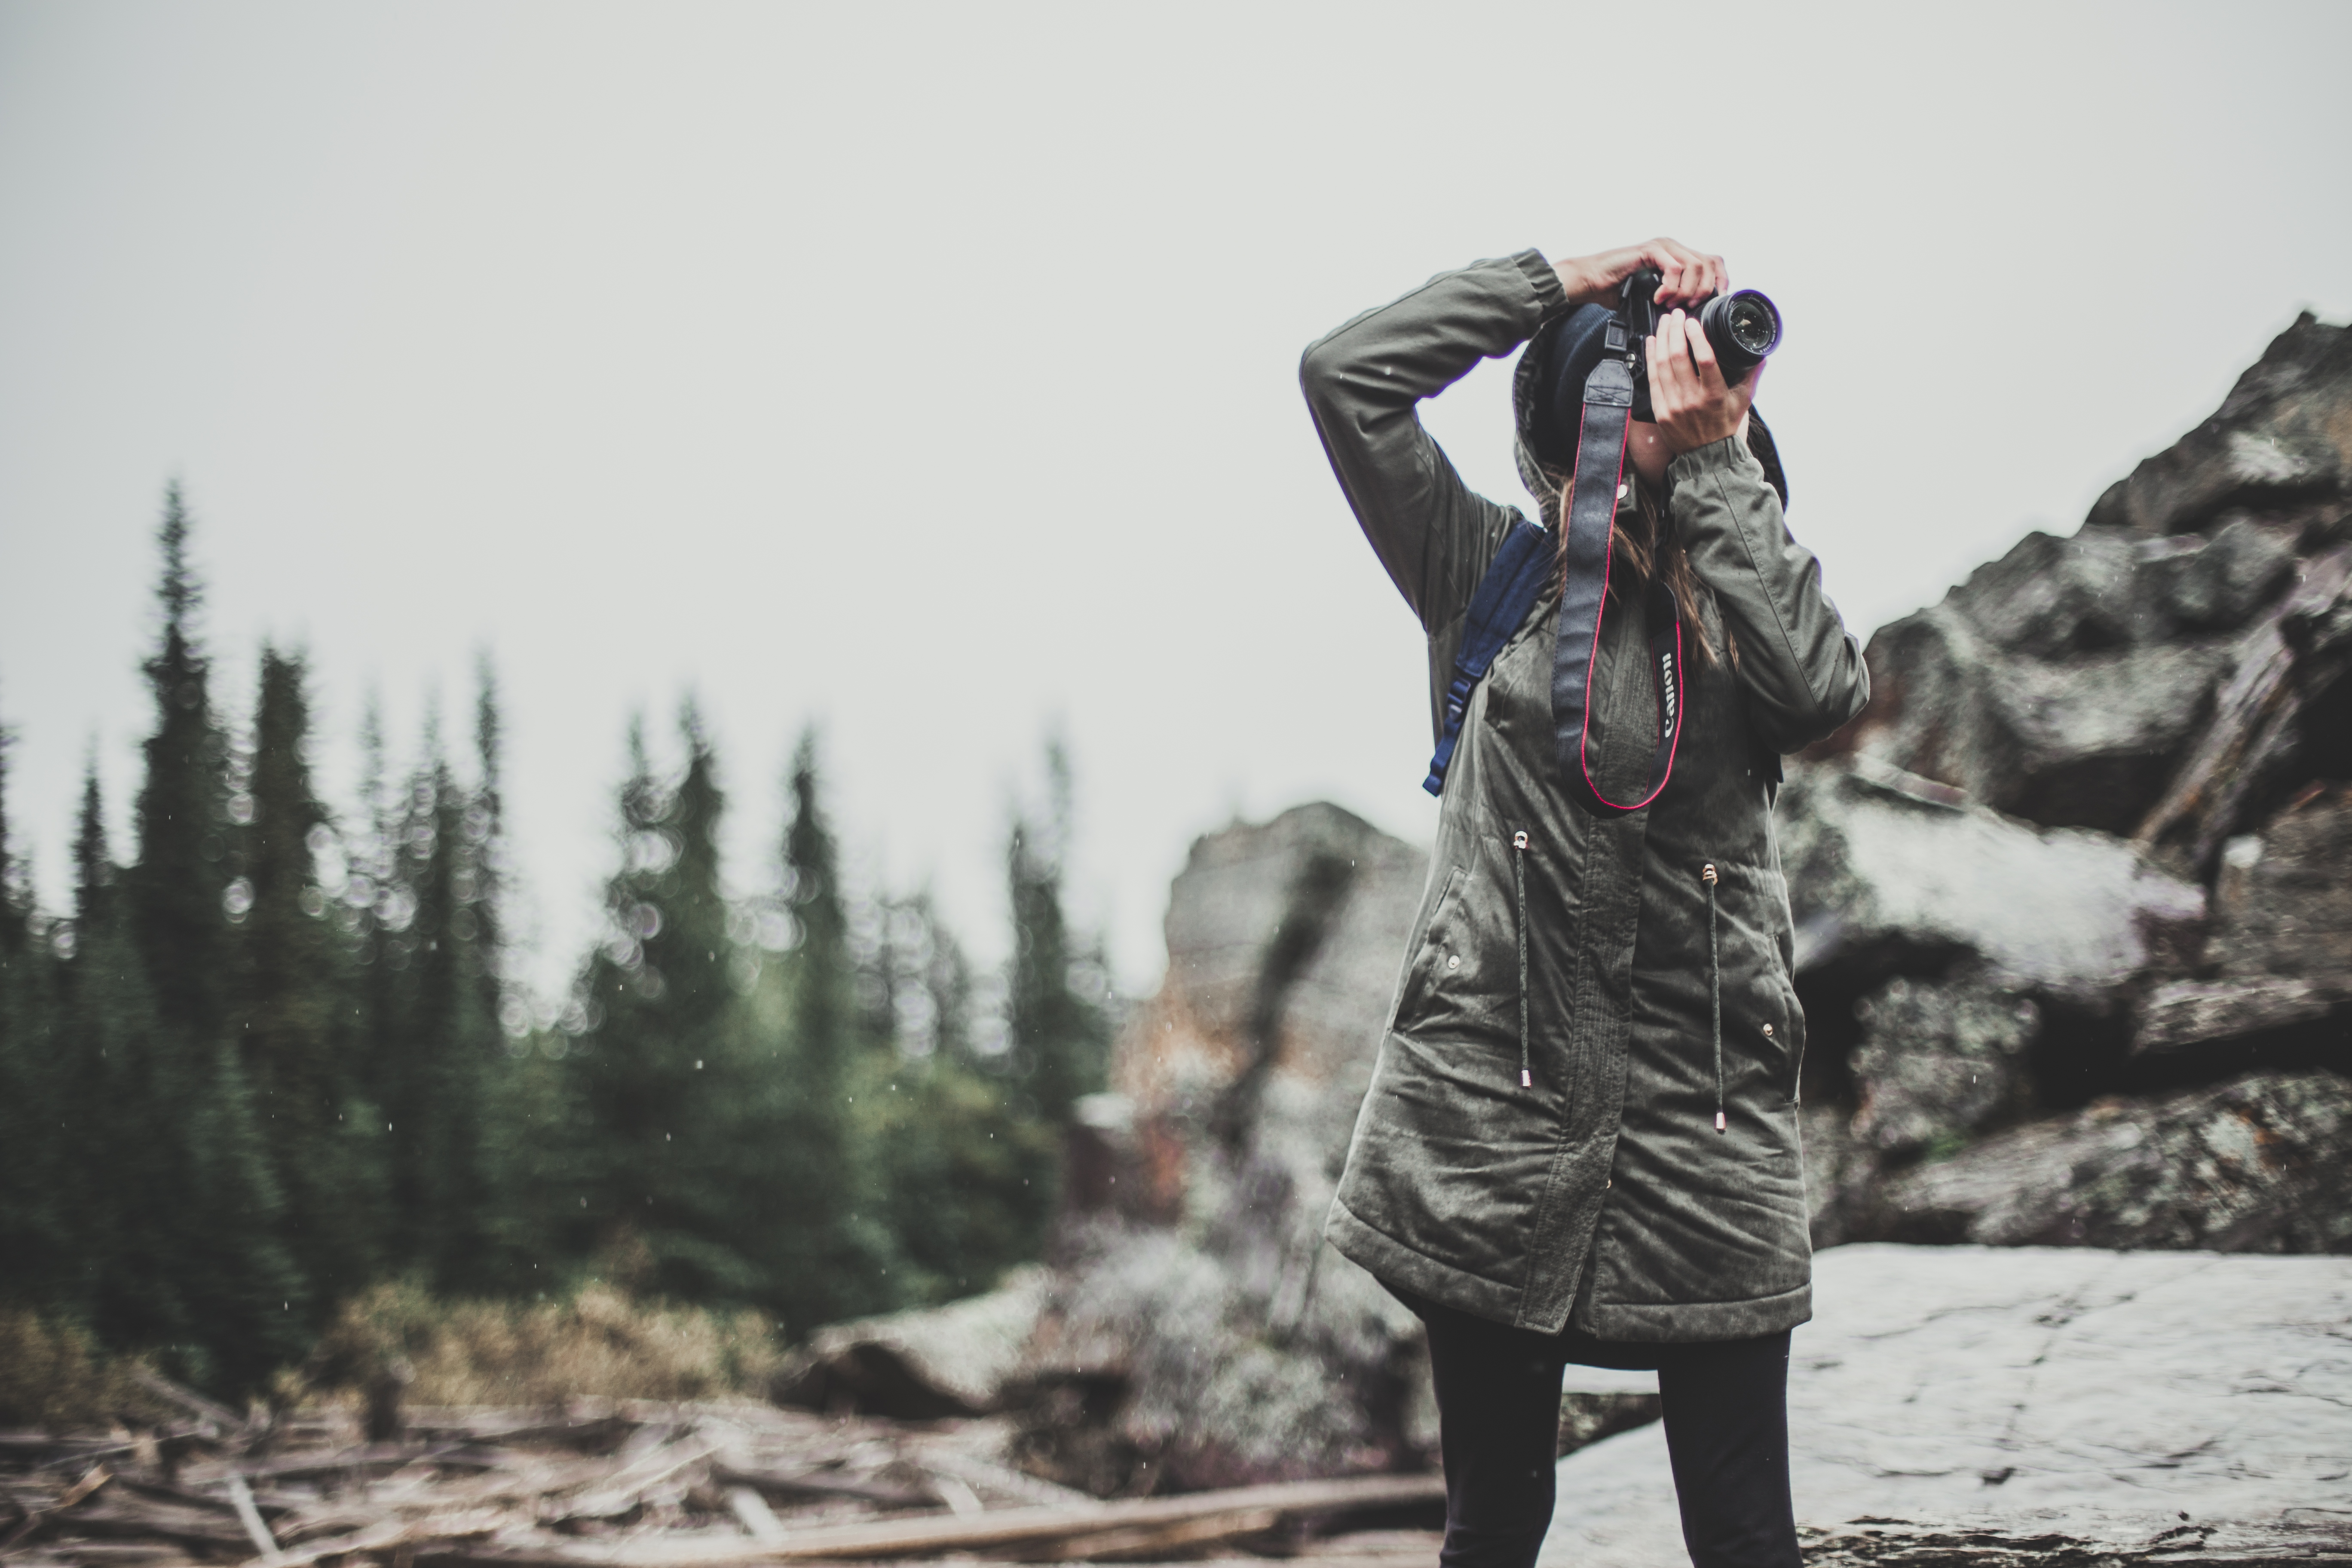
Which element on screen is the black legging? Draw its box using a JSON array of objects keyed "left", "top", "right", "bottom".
[{"left": 1390, "top": 1283, "right": 1798, "bottom": 1568}]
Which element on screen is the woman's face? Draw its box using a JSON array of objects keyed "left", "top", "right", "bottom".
[{"left": 1626, "top": 420, "right": 1671, "bottom": 489}]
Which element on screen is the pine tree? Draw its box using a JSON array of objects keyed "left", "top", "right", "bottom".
[
  {"left": 784, "top": 729, "right": 851, "bottom": 1072},
  {"left": 66, "top": 762, "right": 195, "bottom": 1356},
  {"left": 1004, "top": 739, "right": 1112, "bottom": 1125},
  {"left": 867, "top": 895, "right": 1057, "bottom": 1302},
  {"left": 564, "top": 706, "right": 756, "bottom": 1298},
  {"left": 466, "top": 655, "right": 564, "bottom": 1287},
  {"left": 752, "top": 729, "right": 899, "bottom": 1327},
  {"left": 0, "top": 679, "right": 27, "bottom": 956},
  {"left": 342, "top": 697, "right": 402, "bottom": 1266},
  {"left": 0, "top": 689, "right": 63, "bottom": 1308},
  {"left": 129, "top": 484, "right": 229, "bottom": 1044},
  {"left": 180, "top": 1030, "right": 307, "bottom": 1392},
  {"left": 373, "top": 723, "right": 497, "bottom": 1292},
  {"left": 233, "top": 646, "right": 371, "bottom": 1312}
]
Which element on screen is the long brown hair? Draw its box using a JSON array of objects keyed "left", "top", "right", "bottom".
[{"left": 1535, "top": 467, "right": 1737, "bottom": 672}]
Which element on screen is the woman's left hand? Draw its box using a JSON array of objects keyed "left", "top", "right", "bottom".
[{"left": 1648, "top": 309, "right": 1763, "bottom": 458}]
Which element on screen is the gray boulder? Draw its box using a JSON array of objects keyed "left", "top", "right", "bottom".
[
  {"left": 1025, "top": 803, "right": 1441, "bottom": 1491},
  {"left": 1877, "top": 1069, "right": 2352, "bottom": 1252},
  {"left": 2089, "top": 312, "right": 2352, "bottom": 537},
  {"left": 2208, "top": 787, "right": 2352, "bottom": 980},
  {"left": 1821, "top": 315, "right": 2352, "bottom": 850},
  {"left": 1847, "top": 976, "right": 2040, "bottom": 1157},
  {"left": 775, "top": 1266, "right": 1054, "bottom": 1418},
  {"left": 1828, "top": 529, "right": 2248, "bottom": 835},
  {"left": 1776, "top": 760, "right": 2205, "bottom": 1004},
  {"left": 2131, "top": 787, "right": 2352, "bottom": 1069}
]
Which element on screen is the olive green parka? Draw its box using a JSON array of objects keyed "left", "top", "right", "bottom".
[{"left": 1302, "top": 251, "right": 1869, "bottom": 1341}]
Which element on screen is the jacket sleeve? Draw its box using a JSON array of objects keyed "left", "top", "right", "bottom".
[
  {"left": 1299, "top": 250, "right": 1568, "bottom": 635},
  {"left": 1668, "top": 434, "right": 1870, "bottom": 753}
]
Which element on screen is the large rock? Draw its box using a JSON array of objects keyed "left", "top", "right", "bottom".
[
  {"left": 1776, "top": 760, "right": 2206, "bottom": 1004},
  {"left": 1770, "top": 314, "right": 2352, "bottom": 1234},
  {"left": 1024, "top": 803, "right": 1440, "bottom": 1491},
  {"left": 1822, "top": 313, "right": 2352, "bottom": 851},
  {"left": 1877, "top": 1069, "right": 2352, "bottom": 1252},
  {"left": 2133, "top": 787, "right": 2352, "bottom": 1069},
  {"left": 2208, "top": 787, "right": 2352, "bottom": 980},
  {"left": 1846, "top": 976, "right": 2039, "bottom": 1157},
  {"left": 2089, "top": 312, "right": 2352, "bottom": 537},
  {"left": 1829, "top": 531, "right": 2253, "bottom": 835},
  {"left": 1540, "top": 1244, "right": 2352, "bottom": 1566},
  {"left": 776, "top": 1266, "right": 1053, "bottom": 1418}
]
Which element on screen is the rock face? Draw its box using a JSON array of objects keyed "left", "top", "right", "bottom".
[
  {"left": 1879, "top": 1069, "right": 2352, "bottom": 1252},
  {"left": 1541, "top": 1245, "right": 2352, "bottom": 1565},
  {"left": 1021, "top": 803, "right": 1441, "bottom": 1492},
  {"left": 2089, "top": 311, "right": 2352, "bottom": 538},
  {"left": 1781, "top": 313, "right": 2352, "bottom": 1248},
  {"left": 1824, "top": 312, "right": 2352, "bottom": 871}
]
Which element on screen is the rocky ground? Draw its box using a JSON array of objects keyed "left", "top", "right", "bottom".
[{"left": 1542, "top": 1245, "right": 2352, "bottom": 1565}]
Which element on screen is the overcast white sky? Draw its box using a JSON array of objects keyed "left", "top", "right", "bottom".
[{"left": 3, "top": 1, "right": 2349, "bottom": 1001}]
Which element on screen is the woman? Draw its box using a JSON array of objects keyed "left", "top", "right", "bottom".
[{"left": 1299, "top": 241, "right": 1868, "bottom": 1568}]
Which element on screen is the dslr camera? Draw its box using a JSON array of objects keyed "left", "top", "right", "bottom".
[{"left": 1621, "top": 268, "right": 1782, "bottom": 422}]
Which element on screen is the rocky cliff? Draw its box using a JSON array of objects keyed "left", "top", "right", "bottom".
[{"left": 1793, "top": 309, "right": 2352, "bottom": 1248}]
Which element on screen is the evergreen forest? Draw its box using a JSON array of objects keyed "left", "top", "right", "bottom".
[{"left": 0, "top": 487, "right": 1118, "bottom": 1399}]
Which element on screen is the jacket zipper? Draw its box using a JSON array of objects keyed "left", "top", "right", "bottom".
[
  {"left": 1512, "top": 831, "right": 1531, "bottom": 1089},
  {"left": 1702, "top": 862, "right": 1725, "bottom": 1133}
]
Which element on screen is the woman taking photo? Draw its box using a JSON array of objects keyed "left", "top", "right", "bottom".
[{"left": 1300, "top": 241, "right": 1868, "bottom": 1568}]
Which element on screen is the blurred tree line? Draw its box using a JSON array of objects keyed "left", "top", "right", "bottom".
[{"left": 0, "top": 488, "right": 1115, "bottom": 1397}]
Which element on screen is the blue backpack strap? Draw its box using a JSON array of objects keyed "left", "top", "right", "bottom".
[{"left": 1424, "top": 517, "right": 1554, "bottom": 796}]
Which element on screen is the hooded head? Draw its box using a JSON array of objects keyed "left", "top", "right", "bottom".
[{"left": 1512, "top": 303, "right": 1788, "bottom": 517}]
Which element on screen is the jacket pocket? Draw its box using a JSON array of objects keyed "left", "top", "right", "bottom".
[
  {"left": 1702, "top": 858, "right": 1807, "bottom": 1109},
  {"left": 1390, "top": 839, "right": 1522, "bottom": 1056}
]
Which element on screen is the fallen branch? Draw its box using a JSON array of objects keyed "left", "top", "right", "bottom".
[
  {"left": 723, "top": 1488, "right": 787, "bottom": 1547},
  {"left": 232, "top": 1507, "right": 513, "bottom": 1568},
  {"left": 224, "top": 1474, "right": 282, "bottom": 1563},
  {"left": 0, "top": 1462, "right": 112, "bottom": 1550},
  {"left": 444, "top": 1471, "right": 1445, "bottom": 1565},
  {"left": 1007, "top": 1505, "right": 1281, "bottom": 1563},
  {"left": 706, "top": 1463, "right": 932, "bottom": 1510},
  {"left": 552, "top": 1437, "right": 716, "bottom": 1523},
  {"left": 926, "top": 1473, "right": 984, "bottom": 1519},
  {"left": 128, "top": 1368, "right": 245, "bottom": 1433},
  {"left": 908, "top": 1449, "right": 1097, "bottom": 1511}
]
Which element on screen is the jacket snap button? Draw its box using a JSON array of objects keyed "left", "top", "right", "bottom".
[
  {"left": 1446, "top": 954, "right": 1461, "bottom": 971},
  {"left": 1763, "top": 1023, "right": 1775, "bottom": 1037}
]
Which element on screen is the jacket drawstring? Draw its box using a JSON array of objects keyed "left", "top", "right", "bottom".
[
  {"left": 1702, "top": 862, "right": 1724, "bottom": 1133},
  {"left": 1513, "top": 831, "right": 1531, "bottom": 1089}
]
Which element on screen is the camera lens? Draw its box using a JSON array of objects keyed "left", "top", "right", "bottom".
[
  {"left": 1698, "top": 289, "right": 1781, "bottom": 377},
  {"left": 1723, "top": 296, "right": 1776, "bottom": 355}
]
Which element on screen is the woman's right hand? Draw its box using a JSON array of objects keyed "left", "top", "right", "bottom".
[{"left": 1553, "top": 239, "right": 1727, "bottom": 310}]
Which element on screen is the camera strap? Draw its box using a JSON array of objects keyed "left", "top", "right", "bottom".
[{"left": 1549, "top": 319, "right": 1684, "bottom": 816}]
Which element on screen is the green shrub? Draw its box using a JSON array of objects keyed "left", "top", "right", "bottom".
[
  {"left": 0, "top": 1311, "right": 170, "bottom": 1429},
  {"left": 305, "top": 1279, "right": 786, "bottom": 1406}
]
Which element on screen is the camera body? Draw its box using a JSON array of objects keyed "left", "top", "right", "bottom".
[{"left": 1621, "top": 268, "right": 1782, "bottom": 423}]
